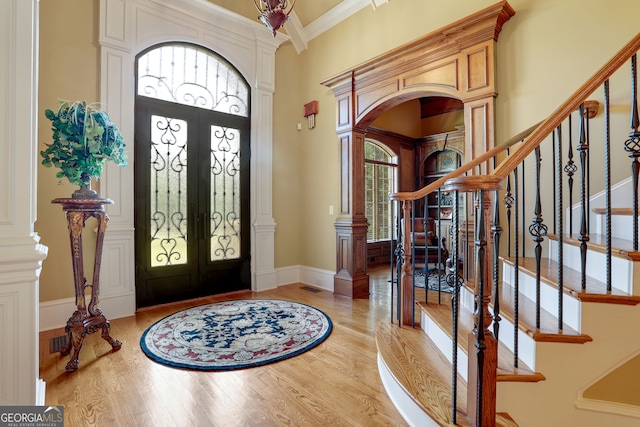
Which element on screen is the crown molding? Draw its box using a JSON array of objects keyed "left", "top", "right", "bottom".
[
  {"left": 287, "top": 0, "right": 388, "bottom": 54},
  {"left": 287, "top": 11, "right": 307, "bottom": 53}
]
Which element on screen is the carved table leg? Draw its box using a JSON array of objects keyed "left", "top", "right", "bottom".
[
  {"left": 65, "top": 329, "right": 87, "bottom": 372},
  {"left": 101, "top": 320, "right": 122, "bottom": 350}
]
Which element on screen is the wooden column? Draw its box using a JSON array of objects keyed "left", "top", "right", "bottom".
[{"left": 334, "top": 126, "right": 370, "bottom": 298}]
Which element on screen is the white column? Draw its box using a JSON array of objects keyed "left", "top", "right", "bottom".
[{"left": 0, "top": 0, "right": 48, "bottom": 405}]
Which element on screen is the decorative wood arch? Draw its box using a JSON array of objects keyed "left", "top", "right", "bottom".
[{"left": 321, "top": 1, "right": 515, "bottom": 298}]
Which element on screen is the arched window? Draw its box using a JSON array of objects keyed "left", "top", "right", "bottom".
[
  {"left": 364, "top": 139, "right": 397, "bottom": 242},
  {"left": 137, "top": 43, "right": 249, "bottom": 117}
]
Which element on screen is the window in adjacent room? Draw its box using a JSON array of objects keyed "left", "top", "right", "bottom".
[{"left": 364, "top": 139, "right": 397, "bottom": 242}]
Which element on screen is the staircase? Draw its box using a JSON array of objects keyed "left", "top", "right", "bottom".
[{"left": 381, "top": 33, "right": 640, "bottom": 426}]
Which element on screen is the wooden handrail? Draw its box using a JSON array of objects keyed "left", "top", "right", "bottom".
[
  {"left": 492, "top": 32, "right": 640, "bottom": 180},
  {"left": 389, "top": 121, "right": 540, "bottom": 202}
]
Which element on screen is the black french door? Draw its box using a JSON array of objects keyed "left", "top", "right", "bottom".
[{"left": 134, "top": 98, "right": 250, "bottom": 308}]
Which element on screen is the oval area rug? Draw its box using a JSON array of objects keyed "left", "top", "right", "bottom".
[{"left": 140, "top": 299, "right": 332, "bottom": 370}]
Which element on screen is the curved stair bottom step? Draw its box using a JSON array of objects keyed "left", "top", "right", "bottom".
[
  {"left": 378, "top": 354, "right": 442, "bottom": 427},
  {"left": 379, "top": 354, "right": 520, "bottom": 427},
  {"left": 376, "top": 320, "right": 519, "bottom": 426}
]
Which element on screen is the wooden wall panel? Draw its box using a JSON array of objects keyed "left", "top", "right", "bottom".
[
  {"left": 356, "top": 80, "right": 400, "bottom": 118},
  {"left": 465, "top": 97, "right": 495, "bottom": 170},
  {"left": 402, "top": 59, "right": 459, "bottom": 92},
  {"left": 466, "top": 44, "right": 491, "bottom": 93},
  {"left": 400, "top": 147, "right": 415, "bottom": 191},
  {"left": 338, "top": 97, "right": 350, "bottom": 128},
  {"left": 340, "top": 135, "right": 350, "bottom": 214}
]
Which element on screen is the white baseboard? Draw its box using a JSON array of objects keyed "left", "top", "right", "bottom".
[
  {"left": 39, "top": 291, "right": 135, "bottom": 332},
  {"left": 276, "top": 265, "right": 335, "bottom": 292},
  {"left": 35, "top": 379, "right": 46, "bottom": 406},
  {"left": 39, "top": 266, "right": 337, "bottom": 331},
  {"left": 575, "top": 397, "right": 640, "bottom": 420}
]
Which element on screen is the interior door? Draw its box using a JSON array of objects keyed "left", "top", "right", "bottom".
[{"left": 134, "top": 98, "right": 250, "bottom": 307}]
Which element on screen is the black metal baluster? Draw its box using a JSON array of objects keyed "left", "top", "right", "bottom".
[
  {"left": 394, "top": 202, "right": 403, "bottom": 324},
  {"left": 474, "top": 189, "right": 487, "bottom": 427},
  {"left": 450, "top": 189, "right": 460, "bottom": 424},
  {"left": 465, "top": 184, "right": 471, "bottom": 282},
  {"left": 577, "top": 104, "right": 590, "bottom": 291},
  {"left": 504, "top": 149, "right": 513, "bottom": 257},
  {"left": 411, "top": 200, "right": 417, "bottom": 327},
  {"left": 492, "top": 189, "right": 502, "bottom": 340},
  {"left": 552, "top": 133, "right": 557, "bottom": 235},
  {"left": 513, "top": 164, "right": 520, "bottom": 369},
  {"left": 522, "top": 161, "right": 526, "bottom": 258},
  {"left": 425, "top": 195, "right": 431, "bottom": 305},
  {"left": 437, "top": 188, "right": 443, "bottom": 304},
  {"left": 555, "top": 125, "right": 564, "bottom": 330},
  {"left": 565, "top": 114, "right": 576, "bottom": 236},
  {"left": 586, "top": 105, "right": 591, "bottom": 235},
  {"left": 625, "top": 54, "right": 640, "bottom": 251},
  {"left": 605, "top": 79, "right": 612, "bottom": 291},
  {"left": 529, "top": 146, "right": 548, "bottom": 329}
]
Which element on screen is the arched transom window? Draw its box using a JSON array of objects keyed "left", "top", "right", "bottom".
[{"left": 137, "top": 43, "right": 249, "bottom": 117}]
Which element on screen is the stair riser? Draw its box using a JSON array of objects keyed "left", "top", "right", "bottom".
[
  {"left": 420, "top": 310, "right": 469, "bottom": 381},
  {"left": 548, "top": 240, "right": 633, "bottom": 294},
  {"left": 592, "top": 212, "right": 639, "bottom": 242},
  {"left": 460, "top": 285, "right": 538, "bottom": 370},
  {"left": 502, "top": 262, "right": 582, "bottom": 332}
]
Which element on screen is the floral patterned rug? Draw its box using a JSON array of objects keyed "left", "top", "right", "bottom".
[
  {"left": 140, "top": 299, "right": 332, "bottom": 371},
  {"left": 413, "top": 269, "right": 455, "bottom": 293}
]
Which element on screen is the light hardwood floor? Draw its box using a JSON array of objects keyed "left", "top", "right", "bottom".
[{"left": 39, "top": 267, "right": 408, "bottom": 427}]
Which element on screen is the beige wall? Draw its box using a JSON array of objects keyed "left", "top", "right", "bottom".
[
  {"left": 36, "top": 0, "right": 640, "bottom": 303},
  {"left": 273, "top": 43, "right": 303, "bottom": 267},
  {"left": 291, "top": 0, "right": 640, "bottom": 273},
  {"left": 37, "top": 0, "right": 100, "bottom": 302}
]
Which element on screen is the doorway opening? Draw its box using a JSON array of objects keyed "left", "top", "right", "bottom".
[{"left": 133, "top": 43, "right": 251, "bottom": 308}]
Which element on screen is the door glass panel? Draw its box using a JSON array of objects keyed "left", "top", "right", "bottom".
[
  {"left": 150, "top": 115, "right": 188, "bottom": 267},
  {"left": 137, "top": 45, "right": 249, "bottom": 117},
  {"left": 210, "top": 125, "right": 241, "bottom": 261}
]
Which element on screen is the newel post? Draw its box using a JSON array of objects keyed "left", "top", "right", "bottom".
[
  {"left": 467, "top": 189, "right": 497, "bottom": 427},
  {"left": 445, "top": 176, "right": 502, "bottom": 427},
  {"left": 400, "top": 200, "right": 414, "bottom": 326}
]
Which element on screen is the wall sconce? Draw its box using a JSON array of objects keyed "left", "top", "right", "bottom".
[{"left": 304, "top": 100, "right": 318, "bottom": 129}]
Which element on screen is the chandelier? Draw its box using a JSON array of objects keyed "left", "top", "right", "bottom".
[{"left": 254, "top": 0, "right": 296, "bottom": 36}]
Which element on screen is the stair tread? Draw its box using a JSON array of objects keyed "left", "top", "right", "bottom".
[
  {"left": 592, "top": 207, "right": 633, "bottom": 215},
  {"left": 548, "top": 232, "right": 640, "bottom": 260},
  {"left": 375, "top": 319, "right": 519, "bottom": 426},
  {"left": 497, "top": 281, "right": 592, "bottom": 343},
  {"left": 503, "top": 256, "right": 640, "bottom": 305},
  {"left": 418, "top": 294, "right": 545, "bottom": 382}
]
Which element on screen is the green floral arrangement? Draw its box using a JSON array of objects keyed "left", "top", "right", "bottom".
[{"left": 41, "top": 100, "right": 128, "bottom": 187}]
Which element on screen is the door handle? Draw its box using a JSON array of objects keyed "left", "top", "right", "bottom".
[{"left": 191, "top": 209, "right": 197, "bottom": 242}]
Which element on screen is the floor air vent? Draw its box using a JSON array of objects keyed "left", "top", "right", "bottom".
[
  {"left": 300, "top": 286, "right": 322, "bottom": 293},
  {"left": 49, "top": 335, "right": 68, "bottom": 354}
]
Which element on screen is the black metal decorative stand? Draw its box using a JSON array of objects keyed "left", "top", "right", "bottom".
[{"left": 52, "top": 187, "right": 122, "bottom": 372}]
